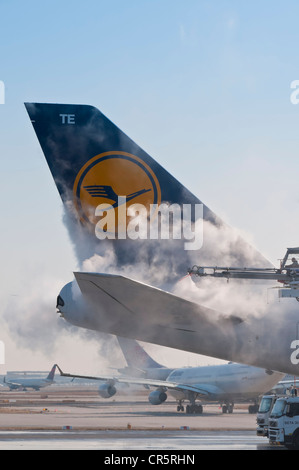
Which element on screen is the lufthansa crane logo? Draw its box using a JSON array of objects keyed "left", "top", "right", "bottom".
[{"left": 73, "top": 151, "right": 161, "bottom": 235}]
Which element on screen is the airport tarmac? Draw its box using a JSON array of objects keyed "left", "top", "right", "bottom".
[{"left": 0, "top": 386, "right": 284, "bottom": 450}]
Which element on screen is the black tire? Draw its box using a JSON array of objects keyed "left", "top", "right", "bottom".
[
  {"left": 197, "top": 404, "right": 203, "bottom": 414},
  {"left": 292, "top": 430, "right": 299, "bottom": 450}
]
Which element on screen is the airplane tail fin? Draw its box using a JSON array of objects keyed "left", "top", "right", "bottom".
[
  {"left": 46, "top": 364, "right": 57, "bottom": 381},
  {"left": 117, "top": 337, "right": 163, "bottom": 370},
  {"left": 25, "top": 103, "right": 268, "bottom": 286}
]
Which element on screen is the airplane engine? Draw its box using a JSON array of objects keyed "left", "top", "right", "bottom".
[
  {"left": 98, "top": 383, "right": 117, "bottom": 398},
  {"left": 148, "top": 389, "right": 167, "bottom": 405}
]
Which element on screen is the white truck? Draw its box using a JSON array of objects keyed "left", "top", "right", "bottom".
[
  {"left": 256, "top": 394, "right": 278, "bottom": 437},
  {"left": 268, "top": 395, "right": 299, "bottom": 449}
]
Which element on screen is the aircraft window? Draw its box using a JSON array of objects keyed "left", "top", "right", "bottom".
[{"left": 56, "top": 295, "right": 64, "bottom": 307}]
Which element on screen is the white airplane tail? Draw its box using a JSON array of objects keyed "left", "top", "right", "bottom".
[{"left": 117, "top": 337, "right": 163, "bottom": 370}]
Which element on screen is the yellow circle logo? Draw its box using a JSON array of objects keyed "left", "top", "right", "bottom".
[{"left": 73, "top": 151, "right": 161, "bottom": 235}]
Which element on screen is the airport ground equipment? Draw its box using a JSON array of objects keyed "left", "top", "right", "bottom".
[
  {"left": 256, "top": 395, "right": 280, "bottom": 437},
  {"left": 268, "top": 392, "right": 299, "bottom": 449},
  {"left": 188, "top": 248, "right": 299, "bottom": 301}
]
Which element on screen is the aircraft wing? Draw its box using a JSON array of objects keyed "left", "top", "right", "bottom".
[
  {"left": 3, "top": 380, "right": 19, "bottom": 386},
  {"left": 72, "top": 272, "right": 247, "bottom": 365},
  {"left": 56, "top": 365, "right": 123, "bottom": 384},
  {"left": 68, "top": 272, "right": 299, "bottom": 375},
  {"left": 56, "top": 364, "right": 176, "bottom": 389},
  {"left": 56, "top": 365, "right": 220, "bottom": 397}
]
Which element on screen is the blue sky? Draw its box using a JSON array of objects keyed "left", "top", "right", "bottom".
[{"left": 1, "top": 0, "right": 299, "bottom": 371}]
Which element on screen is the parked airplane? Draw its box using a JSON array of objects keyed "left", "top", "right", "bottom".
[
  {"left": 57, "top": 340, "right": 284, "bottom": 414},
  {"left": 25, "top": 102, "right": 299, "bottom": 377},
  {"left": 3, "top": 365, "right": 57, "bottom": 391},
  {"left": 102, "top": 337, "right": 285, "bottom": 413}
]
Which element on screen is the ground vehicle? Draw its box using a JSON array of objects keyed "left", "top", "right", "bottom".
[
  {"left": 256, "top": 395, "right": 278, "bottom": 437},
  {"left": 268, "top": 395, "right": 299, "bottom": 449}
]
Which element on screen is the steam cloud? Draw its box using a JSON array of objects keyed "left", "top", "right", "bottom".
[
  {"left": 70, "top": 207, "right": 273, "bottom": 319},
  {"left": 62, "top": 202, "right": 297, "bottom": 372},
  {"left": 3, "top": 174, "right": 296, "bottom": 373}
]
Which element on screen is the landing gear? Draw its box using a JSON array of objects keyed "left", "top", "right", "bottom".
[
  {"left": 248, "top": 403, "right": 259, "bottom": 414},
  {"left": 176, "top": 400, "right": 203, "bottom": 414},
  {"left": 222, "top": 401, "right": 234, "bottom": 413},
  {"left": 186, "top": 403, "right": 203, "bottom": 414}
]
